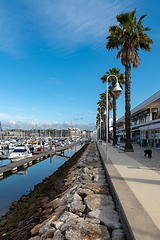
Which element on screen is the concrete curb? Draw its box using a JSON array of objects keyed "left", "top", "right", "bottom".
[{"left": 96, "top": 142, "right": 160, "bottom": 240}]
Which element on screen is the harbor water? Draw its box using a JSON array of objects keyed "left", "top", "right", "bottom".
[{"left": 0, "top": 144, "right": 82, "bottom": 218}]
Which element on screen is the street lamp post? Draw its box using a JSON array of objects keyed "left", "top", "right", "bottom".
[
  {"left": 100, "top": 106, "right": 106, "bottom": 144},
  {"left": 106, "top": 75, "right": 122, "bottom": 161}
]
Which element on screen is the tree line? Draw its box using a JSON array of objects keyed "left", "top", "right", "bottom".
[{"left": 96, "top": 9, "right": 153, "bottom": 152}]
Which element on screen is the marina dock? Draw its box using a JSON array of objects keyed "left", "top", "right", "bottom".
[{"left": 0, "top": 142, "right": 81, "bottom": 179}]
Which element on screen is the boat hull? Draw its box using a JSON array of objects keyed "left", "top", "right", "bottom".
[{"left": 9, "top": 153, "right": 32, "bottom": 162}]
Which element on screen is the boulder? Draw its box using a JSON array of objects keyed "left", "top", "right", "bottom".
[
  {"left": 67, "top": 192, "right": 82, "bottom": 204},
  {"left": 88, "top": 209, "right": 121, "bottom": 231},
  {"left": 53, "top": 221, "right": 64, "bottom": 229},
  {"left": 60, "top": 217, "right": 78, "bottom": 232},
  {"left": 28, "top": 236, "right": 40, "bottom": 240},
  {"left": 112, "top": 229, "right": 125, "bottom": 240},
  {"left": 49, "top": 205, "right": 68, "bottom": 222},
  {"left": 76, "top": 188, "right": 94, "bottom": 198},
  {"left": 83, "top": 167, "right": 90, "bottom": 173},
  {"left": 84, "top": 183, "right": 109, "bottom": 195},
  {"left": 39, "top": 222, "right": 53, "bottom": 236},
  {"left": 84, "top": 194, "right": 115, "bottom": 211},
  {"left": 80, "top": 173, "right": 93, "bottom": 181},
  {"left": 31, "top": 224, "right": 44, "bottom": 236},
  {"left": 42, "top": 228, "right": 56, "bottom": 239},
  {"left": 68, "top": 200, "right": 86, "bottom": 213},
  {"left": 58, "top": 211, "right": 78, "bottom": 223},
  {"left": 65, "top": 218, "right": 111, "bottom": 240},
  {"left": 53, "top": 229, "right": 65, "bottom": 240}
]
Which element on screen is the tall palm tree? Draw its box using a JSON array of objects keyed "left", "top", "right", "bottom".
[
  {"left": 106, "top": 9, "right": 153, "bottom": 151},
  {"left": 97, "top": 91, "right": 113, "bottom": 142},
  {"left": 101, "top": 67, "right": 125, "bottom": 146},
  {"left": 97, "top": 92, "right": 106, "bottom": 141}
]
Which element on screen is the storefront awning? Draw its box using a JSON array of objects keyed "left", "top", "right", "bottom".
[
  {"left": 117, "top": 132, "right": 126, "bottom": 135},
  {"left": 139, "top": 123, "right": 160, "bottom": 131}
]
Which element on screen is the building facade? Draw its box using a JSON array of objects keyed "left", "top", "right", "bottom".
[{"left": 117, "top": 90, "right": 160, "bottom": 148}]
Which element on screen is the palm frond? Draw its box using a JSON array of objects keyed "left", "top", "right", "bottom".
[{"left": 107, "top": 9, "right": 153, "bottom": 68}]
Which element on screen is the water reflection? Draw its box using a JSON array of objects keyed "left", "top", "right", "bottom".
[
  {"left": 0, "top": 159, "right": 11, "bottom": 167},
  {"left": 17, "top": 168, "right": 28, "bottom": 176},
  {"left": 0, "top": 144, "right": 82, "bottom": 218}
]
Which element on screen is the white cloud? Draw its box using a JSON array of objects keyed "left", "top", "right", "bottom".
[
  {"left": 27, "top": 0, "right": 128, "bottom": 50},
  {"left": 8, "top": 120, "right": 16, "bottom": 125},
  {"left": 88, "top": 111, "right": 95, "bottom": 114},
  {"left": 1, "top": 120, "right": 95, "bottom": 131},
  {"left": 0, "top": 0, "right": 138, "bottom": 56},
  {"left": 47, "top": 78, "right": 63, "bottom": 85},
  {"left": 15, "top": 116, "right": 26, "bottom": 120},
  {"left": 0, "top": 113, "right": 12, "bottom": 120},
  {"left": 0, "top": 113, "right": 27, "bottom": 122}
]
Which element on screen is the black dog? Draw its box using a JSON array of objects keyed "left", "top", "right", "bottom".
[{"left": 144, "top": 149, "right": 152, "bottom": 158}]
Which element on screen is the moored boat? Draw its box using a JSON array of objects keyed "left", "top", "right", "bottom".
[{"left": 8, "top": 144, "right": 32, "bottom": 161}]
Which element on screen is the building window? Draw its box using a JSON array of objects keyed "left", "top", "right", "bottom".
[
  {"left": 151, "top": 130, "right": 154, "bottom": 139},
  {"left": 145, "top": 113, "right": 150, "bottom": 122},
  {"left": 158, "top": 130, "right": 160, "bottom": 139},
  {"left": 155, "top": 130, "right": 158, "bottom": 139},
  {"left": 152, "top": 108, "right": 158, "bottom": 120}
]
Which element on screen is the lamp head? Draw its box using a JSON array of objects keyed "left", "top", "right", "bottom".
[{"left": 113, "top": 81, "right": 122, "bottom": 92}]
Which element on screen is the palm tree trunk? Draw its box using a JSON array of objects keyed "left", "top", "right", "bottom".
[
  {"left": 125, "top": 65, "right": 134, "bottom": 152},
  {"left": 108, "top": 108, "right": 110, "bottom": 143},
  {"left": 113, "top": 95, "right": 117, "bottom": 146}
]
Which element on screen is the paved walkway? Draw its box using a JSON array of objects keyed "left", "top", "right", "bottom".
[
  {"left": 118, "top": 142, "right": 160, "bottom": 174},
  {"left": 97, "top": 141, "right": 160, "bottom": 240}
]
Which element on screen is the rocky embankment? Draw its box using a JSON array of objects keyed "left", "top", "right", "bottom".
[
  {"left": 0, "top": 142, "right": 125, "bottom": 240},
  {"left": 28, "top": 142, "right": 125, "bottom": 240}
]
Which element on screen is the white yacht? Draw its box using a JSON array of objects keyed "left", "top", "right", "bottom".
[
  {"left": 8, "top": 144, "right": 32, "bottom": 161},
  {"left": 8, "top": 140, "right": 17, "bottom": 151}
]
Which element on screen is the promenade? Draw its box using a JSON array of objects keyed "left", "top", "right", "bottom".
[{"left": 97, "top": 141, "right": 160, "bottom": 240}]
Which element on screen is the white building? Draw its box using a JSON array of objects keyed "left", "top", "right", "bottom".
[
  {"left": 117, "top": 90, "right": 160, "bottom": 148},
  {"left": 69, "top": 127, "right": 82, "bottom": 138}
]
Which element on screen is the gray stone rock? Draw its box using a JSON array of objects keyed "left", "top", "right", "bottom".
[
  {"left": 78, "top": 180, "right": 94, "bottom": 185},
  {"left": 65, "top": 218, "right": 111, "bottom": 240},
  {"left": 53, "top": 229, "right": 65, "bottom": 240},
  {"left": 48, "top": 205, "right": 68, "bottom": 223},
  {"left": 60, "top": 217, "right": 78, "bottom": 232},
  {"left": 31, "top": 223, "right": 43, "bottom": 236},
  {"left": 84, "top": 194, "right": 115, "bottom": 212},
  {"left": 58, "top": 211, "right": 78, "bottom": 222},
  {"left": 80, "top": 173, "right": 93, "bottom": 181},
  {"left": 84, "top": 183, "right": 109, "bottom": 195},
  {"left": 84, "top": 217, "right": 100, "bottom": 224},
  {"left": 92, "top": 167, "right": 104, "bottom": 173},
  {"left": 42, "top": 227, "right": 56, "bottom": 239},
  {"left": 112, "top": 229, "right": 125, "bottom": 240},
  {"left": 49, "top": 197, "right": 67, "bottom": 209},
  {"left": 77, "top": 162, "right": 86, "bottom": 168},
  {"left": 83, "top": 167, "right": 90, "bottom": 173},
  {"left": 88, "top": 209, "right": 121, "bottom": 231},
  {"left": 67, "top": 192, "right": 82, "bottom": 203},
  {"left": 93, "top": 175, "right": 106, "bottom": 183},
  {"left": 28, "top": 236, "right": 40, "bottom": 240},
  {"left": 39, "top": 222, "right": 52, "bottom": 236},
  {"left": 68, "top": 200, "right": 86, "bottom": 213},
  {"left": 53, "top": 221, "right": 64, "bottom": 229},
  {"left": 76, "top": 188, "right": 94, "bottom": 198}
]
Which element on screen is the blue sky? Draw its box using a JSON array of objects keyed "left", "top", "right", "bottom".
[{"left": 0, "top": 0, "right": 159, "bottom": 130}]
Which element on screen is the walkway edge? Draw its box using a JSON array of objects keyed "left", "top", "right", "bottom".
[{"left": 96, "top": 142, "right": 160, "bottom": 240}]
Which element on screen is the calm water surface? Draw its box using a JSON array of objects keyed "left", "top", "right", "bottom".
[{"left": 0, "top": 144, "right": 82, "bottom": 217}]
